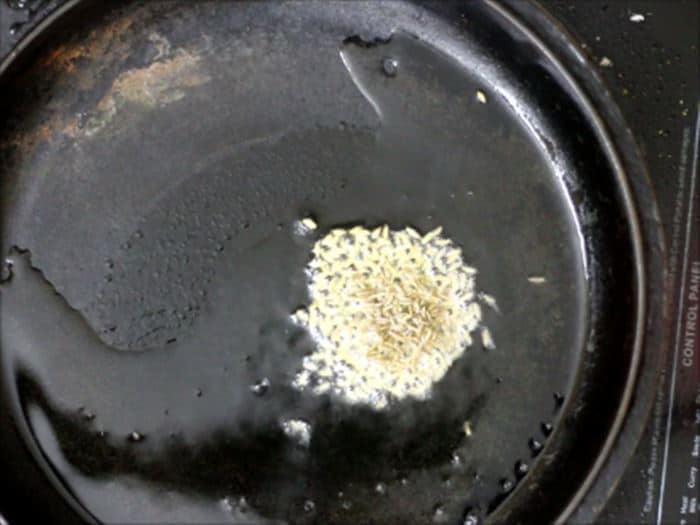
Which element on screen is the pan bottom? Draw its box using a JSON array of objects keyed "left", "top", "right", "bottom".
[{"left": 1, "top": 2, "right": 591, "bottom": 523}]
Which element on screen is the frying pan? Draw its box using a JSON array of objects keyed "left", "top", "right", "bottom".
[{"left": 0, "top": 1, "right": 666, "bottom": 524}]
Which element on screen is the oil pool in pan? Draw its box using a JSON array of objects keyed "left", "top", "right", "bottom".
[{"left": 0, "top": 2, "right": 592, "bottom": 524}]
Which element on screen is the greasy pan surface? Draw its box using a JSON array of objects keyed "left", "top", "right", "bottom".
[{"left": 0, "top": 1, "right": 665, "bottom": 524}]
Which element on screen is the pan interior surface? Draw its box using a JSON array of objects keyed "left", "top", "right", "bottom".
[{"left": 0, "top": 1, "right": 640, "bottom": 524}]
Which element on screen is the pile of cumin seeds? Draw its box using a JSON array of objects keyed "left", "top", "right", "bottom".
[{"left": 292, "top": 224, "right": 489, "bottom": 410}]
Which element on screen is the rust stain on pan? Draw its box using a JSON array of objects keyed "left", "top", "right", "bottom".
[
  {"left": 110, "top": 50, "right": 209, "bottom": 105},
  {"left": 4, "top": 120, "right": 59, "bottom": 153},
  {"left": 2, "top": 14, "right": 138, "bottom": 152},
  {"left": 66, "top": 48, "right": 210, "bottom": 138},
  {"left": 6, "top": 19, "right": 209, "bottom": 149},
  {"left": 38, "top": 15, "right": 137, "bottom": 78}
]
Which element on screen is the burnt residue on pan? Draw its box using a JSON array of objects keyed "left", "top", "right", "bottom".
[{"left": 0, "top": 1, "right": 660, "bottom": 524}]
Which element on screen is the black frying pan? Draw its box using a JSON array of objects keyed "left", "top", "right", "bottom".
[{"left": 0, "top": 1, "right": 666, "bottom": 524}]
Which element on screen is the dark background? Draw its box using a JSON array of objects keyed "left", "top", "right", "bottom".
[{"left": 1, "top": 1, "right": 697, "bottom": 523}]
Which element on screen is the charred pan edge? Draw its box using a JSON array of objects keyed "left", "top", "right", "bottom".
[{"left": 0, "top": 4, "right": 101, "bottom": 524}]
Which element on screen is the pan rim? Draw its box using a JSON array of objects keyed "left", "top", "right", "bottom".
[{"left": 486, "top": 0, "right": 667, "bottom": 523}]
